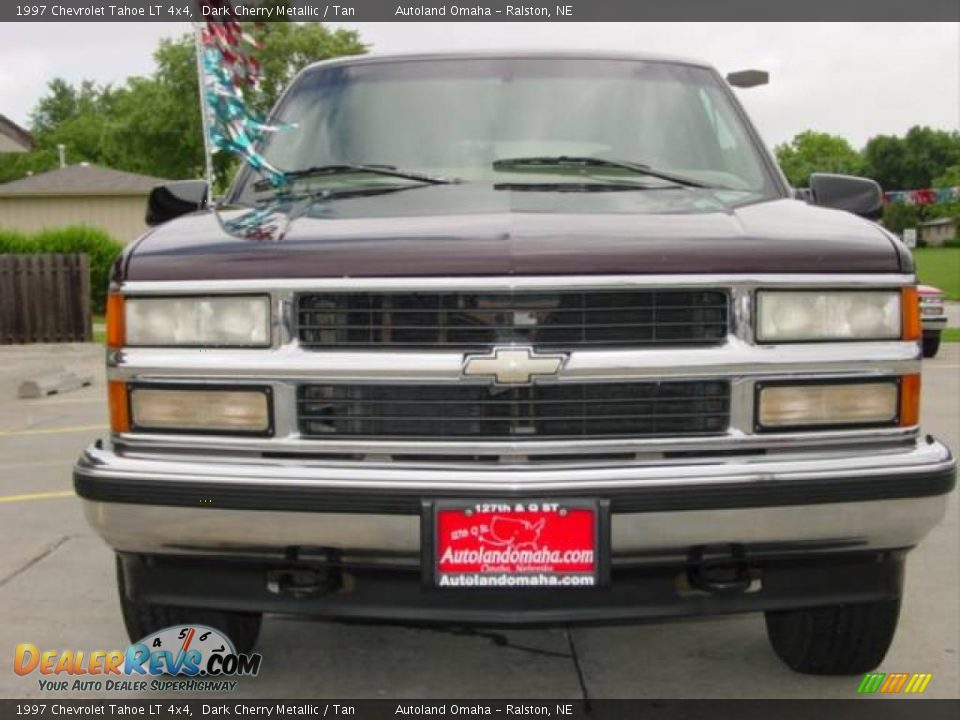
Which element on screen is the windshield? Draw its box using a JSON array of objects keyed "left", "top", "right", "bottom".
[{"left": 235, "top": 56, "right": 779, "bottom": 201}]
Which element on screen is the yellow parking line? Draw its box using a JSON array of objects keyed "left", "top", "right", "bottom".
[
  {"left": 0, "top": 424, "right": 106, "bottom": 438},
  {"left": 0, "top": 490, "right": 74, "bottom": 504}
]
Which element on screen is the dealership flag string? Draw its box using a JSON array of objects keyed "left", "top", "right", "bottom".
[
  {"left": 194, "top": 1, "right": 288, "bottom": 190},
  {"left": 883, "top": 186, "right": 960, "bottom": 205}
]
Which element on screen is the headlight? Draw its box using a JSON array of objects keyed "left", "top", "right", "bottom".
[
  {"left": 757, "top": 381, "right": 899, "bottom": 430},
  {"left": 124, "top": 296, "right": 271, "bottom": 347},
  {"left": 129, "top": 386, "right": 272, "bottom": 434},
  {"left": 756, "top": 290, "right": 901, "bottom": 342}
]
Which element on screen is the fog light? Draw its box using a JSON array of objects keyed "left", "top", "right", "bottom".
[
  {"left": 130, "top": 387, "right": 272, "bottom": 434},
  {"left": 757, "top": 381, "right": 898, "bottom": 430}
]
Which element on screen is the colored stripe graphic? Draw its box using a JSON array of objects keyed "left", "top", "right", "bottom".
[
  {"left": 858, "top": 673, "right": 885, "bottom": 694},
  {"left": 904, "top": 674, "right": 933, "bottom": 694},
  {"left": 883, "top": 673, "right": 909, "bottom": 693},
  {"left": 858, "top": 672, "right": 933, "bottom": 694}
]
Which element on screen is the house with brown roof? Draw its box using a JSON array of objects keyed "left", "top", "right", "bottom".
[
  {"left": 0, "top": 115, "right": 33, "bottom": 153},
  {"left": 0, "top": 163, "right": 168, "bottom": 243}
]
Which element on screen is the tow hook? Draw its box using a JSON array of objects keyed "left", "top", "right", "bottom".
[
  {"left": 686, "top": 544, "right": 755, "bottom": 595},
  {"left": 266, "top": 568, "right": 340, "bottom": 598}
]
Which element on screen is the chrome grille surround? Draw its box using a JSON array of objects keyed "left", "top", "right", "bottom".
[{"left": 108, "top": 273, "right": 920, "bottom": 466}]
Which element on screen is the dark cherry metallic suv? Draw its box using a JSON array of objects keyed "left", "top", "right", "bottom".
[{"left": 75, "top": 52, "right": 956, "bottom": 675}]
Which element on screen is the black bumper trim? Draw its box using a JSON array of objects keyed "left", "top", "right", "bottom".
[
  {"left": 118, "top": 550, "right": 907, "bottom": 626},
  {"left": 75, "top": 463, "right": 956, "bottom": 515}
]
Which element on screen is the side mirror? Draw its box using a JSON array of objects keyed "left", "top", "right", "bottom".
[
  {"left": 145, "top": 180, "right": 209, "bottom": 226},
  {"left": 807, "top": 173, "right": 883, "bottom": 220},
  {"left": 726, "top": 69, "right": 769, "bottom": 88}
]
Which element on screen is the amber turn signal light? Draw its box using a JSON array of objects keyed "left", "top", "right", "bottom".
[
  {"left": 106, "top": 294, "right": 125, "bottom": 349},
  {"left": 899, "top": 374, "right": 921, "bottom": 427},
  {"left": 901, "top": 287, "right": 921, "bottom": 342},
  {"left": 108, "top": 381, "right": 130, "bottom": 433}
]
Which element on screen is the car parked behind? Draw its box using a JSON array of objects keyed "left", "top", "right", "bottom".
[{"left": 919, "top": 285, "right": 947, "bottom": 358}]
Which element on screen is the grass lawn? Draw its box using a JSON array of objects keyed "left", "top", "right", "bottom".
[
  {"left": 943, "top": 328, "right": 960, "bottom": 343},
  {"left": 912, "top": 247, "right": 960, "bottom": 299},
  {"left": 92, "top": 314, "right": 105, "bottom": 343}
]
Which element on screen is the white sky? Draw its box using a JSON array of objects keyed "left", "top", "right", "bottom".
[{"left": 1, "top": 22, "right": 957, "bottom": 150}]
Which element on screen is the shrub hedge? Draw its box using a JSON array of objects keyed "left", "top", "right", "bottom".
[{"left": 0, "top": 226, "right": 123, "bottom": 313}]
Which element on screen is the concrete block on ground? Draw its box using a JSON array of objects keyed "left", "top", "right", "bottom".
[{"left": 17, "top": 371, "right": 94, "bottom": 399}]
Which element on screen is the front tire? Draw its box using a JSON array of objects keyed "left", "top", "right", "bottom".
[
  {"left": 116, "top": 556, "right": 262, "bottom": 654},
  {"left": 923, "top": 334, "right": 941, "bottom": 358},
  {"left": 764, "top": 598, "right": 900, "bottom": 675}
]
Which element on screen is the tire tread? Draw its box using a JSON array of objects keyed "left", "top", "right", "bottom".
[
  {"left": 765, "top": 599, "right": 900, "bottom": 675},
  {"left": 116, "top": 557, "right": 261, "bottom": 654}
]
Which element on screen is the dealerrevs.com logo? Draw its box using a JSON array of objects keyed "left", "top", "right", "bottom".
[{"left": 14, "top": 625, "right": 262, "bottom": 693}]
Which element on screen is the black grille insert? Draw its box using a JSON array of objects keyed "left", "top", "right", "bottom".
[
  {"left": 297, "top": 290, "right": 728, "bottom": 349},
  {"left": 298, "top": 381, "right": 730, "bottom": 439}
]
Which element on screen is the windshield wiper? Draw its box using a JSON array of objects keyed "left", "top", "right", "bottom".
[
  {"left": 254, "top": 164, "right": 457, "bottom": 191},
  {"left": 494, "top": 182, "right": 666, "bottom": 192},
  {"left": 492, "top": 156, "right": 712, "bottom": 188}
]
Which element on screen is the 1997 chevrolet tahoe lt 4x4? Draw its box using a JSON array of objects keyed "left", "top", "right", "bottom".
[{"left": 75, "top": 52, "right": 957, "bottom": 675}]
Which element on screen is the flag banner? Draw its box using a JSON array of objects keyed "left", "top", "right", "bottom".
[
  {"left": 196, "top": 1, "right": 289, "bottom": 186},
  {"left": 883, "top": 186, "right": 960, "bottom": 205}
]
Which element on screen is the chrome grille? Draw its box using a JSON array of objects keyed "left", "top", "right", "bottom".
[
  {"left": 297, "top": 290, "right": 728, "bottom": 349},
  {"left": 298, "top": 381, "right": 730, "bottom": 439}
]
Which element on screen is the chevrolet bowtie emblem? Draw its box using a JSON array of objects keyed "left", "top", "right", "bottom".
[{"left": 462, "top": 347, "right": 566, "bottom": 385}]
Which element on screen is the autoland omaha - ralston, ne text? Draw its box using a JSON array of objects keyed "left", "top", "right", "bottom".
[{"left": 395, "top": 5, "right": 554, "bottom": 16}]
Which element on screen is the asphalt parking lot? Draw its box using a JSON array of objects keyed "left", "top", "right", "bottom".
[{"left": 0, "top": 342, "right": 957, "bottom": 700}]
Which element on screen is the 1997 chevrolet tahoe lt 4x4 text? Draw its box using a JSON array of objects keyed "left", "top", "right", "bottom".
[{"left": 74, "top": 52, "right": 957, "bottom": 675}]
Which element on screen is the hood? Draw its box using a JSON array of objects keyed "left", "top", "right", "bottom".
[{"left": 121, "top": 185, "right": 907, "bottom": 282}]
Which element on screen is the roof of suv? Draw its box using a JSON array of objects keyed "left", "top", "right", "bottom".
[{"left": 301, "top": 50, "right": 715, "bottom": 74}]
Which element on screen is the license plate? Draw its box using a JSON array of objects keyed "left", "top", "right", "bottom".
[{"left": 430, "top": 500, "right": 600, "bottom": 588}]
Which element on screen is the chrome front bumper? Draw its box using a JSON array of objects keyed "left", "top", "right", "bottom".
[
  {"left": 76, "top": 438, "right": 956, "bottom": 563},
  {"left": 922, "top": 316, "right": 948, "bottom": 331}
]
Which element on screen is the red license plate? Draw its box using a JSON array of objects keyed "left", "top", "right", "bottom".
[{"left": 432, "top": 500, "right": 599, "bottom": 588}]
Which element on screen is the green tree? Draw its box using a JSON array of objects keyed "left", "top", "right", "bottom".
[
  {"left": 0, "top": 148, "right": 60, "bottom": 185},
  {"left": 30, "top": 78, "right": 114, "bottom": 140},
  {"left": 774, "top": 131, "right": 863, "bottom": 187},
  {"left": 863, "top": 126, "right": 960, "bottom": 191},
  {"left": 932, "top": 165, "right": 960, "bottom": 188},
  {"left": 102, "top": 37, "right": 212, "bottom": 182},
  {"left": 881, "top": 202, "right": 923, "bottom": 235},
  {"left": 0, "top": 24, "right": 367, "bottom": 188},
  {"left": 881, "top": 159, "right": 960, "bottom": 232},
  {"left": 251, "top": 21, "right": 367, "bottom": 115}
]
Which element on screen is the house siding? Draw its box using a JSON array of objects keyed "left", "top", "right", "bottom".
[
  {"left": 0, "top": 134, "right": 29, "bottom": 153},
  {"left": 0, "top": 195, "right": 149, "bottom": 243},
  {"left": 918, "top": 221, "right": 957, "bottom": 248}
]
